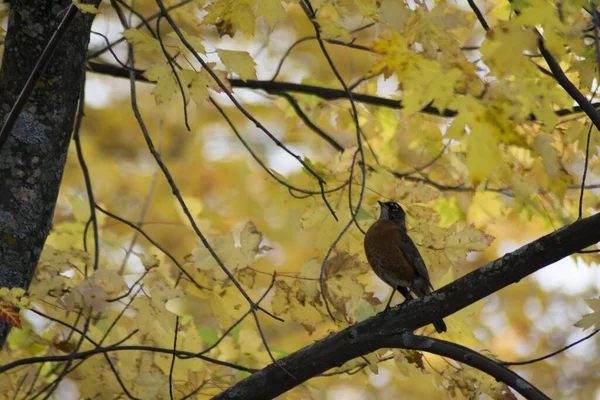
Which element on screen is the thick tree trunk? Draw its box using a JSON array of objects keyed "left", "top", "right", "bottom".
[{"left": 0, "top": 1, "right": 96, "bottom": 348}]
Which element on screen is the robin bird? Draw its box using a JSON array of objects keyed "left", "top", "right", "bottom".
[{"left": 364, "top": 200, "right": 447, "bottom": 333}]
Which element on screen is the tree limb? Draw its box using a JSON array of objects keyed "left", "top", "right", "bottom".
[
  {"left": 394, "top": 333, "right": 549, "bottom": 400},
  {"left": 86, "top": 62, "right": 600, "bottom": 121},
  {"left": 216, "top": 212, "right": 600, "bottom": 399}
]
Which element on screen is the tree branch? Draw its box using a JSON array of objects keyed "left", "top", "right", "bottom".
[
  {"left": 389, "top": 333, "right": 549, "bottom": 400},
  {"left": 216, "top": 211, "right": 600, "bottom": 399},
  {"left": 86, "top": 62, "right": 600, "bottom": 121},
  {"left": 538, "top": 37, "right": 600, "bottom": 130}
]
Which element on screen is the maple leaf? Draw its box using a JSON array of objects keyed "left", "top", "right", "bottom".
[
  {"left": 122, "top": 29, "right": 161, "bottom": 54},
  {"left": 444, "top": 224, "right": 495, "bottom": 264},
  {"left": 72, "top": 0, "right": 100, "bottom": 14},
  {"left": 324, "top": 253, "right": 380, "bottom": 320},
  {"left": 393, "top": 349, "right": 426, "bottom": 376},
  {"left": 63, "top": 270, "right": 127, "bottom": 312},
  {"left": 255, "top": 0, "right": 286, "bottom": 29},
  {"left": 203, "top": 0, "right": 254, "bottom": 37},
  {"left": 0, "top": 300, "right": 21, "bottom": 329},
  {"left": 167, "top": 29, "right": 205, "bottom": 54},
  {"left": 192, "top": 222, "right": 271, "bottom": 280},
  {"left": 379, "top": 0, "right": 410, "bottom": 31},
  {"left": 133, "top": 296, "right": 175, "bottom": 342},
  {"left": 575, "top": 298, "right": 600, "bottom": 330},
  {"left": 532, "top": 134, "right": 561, "bottom": 179},
  {"left": 144, "top": 63, "right": 179, "bottom": 105},
  {"left": 314, "top": 3, "right": 352, "bottom": 41},
  {"left": 217, "top": 49, "right": 257, "bottom": 81},
  {"left": 181, "top": 64, "right": 231, "bottom": 108},
  {"left": 271, "top": 280, "right": 324, "bottom": 335}
]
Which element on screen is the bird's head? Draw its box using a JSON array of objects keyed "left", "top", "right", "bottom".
[{"left": 377, "top": 200, "right": 407, "bottom": 227}]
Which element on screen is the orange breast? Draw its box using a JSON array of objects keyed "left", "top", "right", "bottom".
[{"left": 364, "top": 220, "right": 418, "bottom": 288}]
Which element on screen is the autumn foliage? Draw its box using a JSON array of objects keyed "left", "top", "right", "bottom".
[{"left": 1, "top": 0, "right": 600, "bottom": 398}]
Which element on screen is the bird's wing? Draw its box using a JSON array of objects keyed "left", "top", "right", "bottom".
[{"left": 395, "top": 230, "right": 433, "bottom": 288}]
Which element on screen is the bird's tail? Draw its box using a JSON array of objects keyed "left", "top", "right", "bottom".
[{"left": 433, "top": 319, "right": 447, "bottom": 333}]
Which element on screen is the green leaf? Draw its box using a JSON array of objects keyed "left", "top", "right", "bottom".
[
  {"left": 197, "top": 327, "right": 219, "bottom": 346},
  {"left": 355, "top": 207, "right": 373, "bottom": 221}
]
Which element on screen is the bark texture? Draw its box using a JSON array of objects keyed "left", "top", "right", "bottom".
[{"left": 0, "top": 1, "right": 97, "bottom": 348}]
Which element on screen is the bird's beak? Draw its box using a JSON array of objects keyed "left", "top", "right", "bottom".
[{"left": 377, "top": 200, "right": 384, "bottom": 208}]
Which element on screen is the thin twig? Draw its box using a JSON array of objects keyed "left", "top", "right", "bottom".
[
  {"left": 209, "top": 97, "right": 345, "bottom": 197},
  {"left": 467, "top": 0, "right": 490, "bottom": 31},
  {"left": 39, "top": 310, "right": 93, "bottom": 400},
  {"left": 72, "top": 72, "right": 100, "bottom": 273},
  {"left": 301, "top": 0, "right": 367, "bottom": 321},
  {"left": 118, "top": 122, "right": 162, "bottom": 274},
  {"left": 156, "top": 0, "right": 327, "bottom": 187},
  {"left": 88, "top": 0, "right": 194, "bottom": 59},
  {"left": 96, "top": 205, "right": 208, "bottom": 291},
  {"left": 169, "top": 317, "right": 179, "bottom": 400},
  {"left": 124, "top": 27, "right": 281, "bottom": 323},
  {"left": 270, "top": 23, "right": 374, "bottom": 81},
  {"left": 156, "top": 15, "right": 190, "bottom": 131},
  {"left": 502, "top": 329, "right": 600, "bottom": 366},
  {"left": 278, "top": 92, "right": 344, "bottom": 152},
  {"left": 0, "top": 343, "right": 258, "bottom": 375},
  {"left": 538, "top": 35, "right": 600, "bottom": 131},
  {"left": 179, "top": 273, "right": 277, "bottom": 359},
  {"left": 579, "top": 123, "right": 594, "bottom": 220}
]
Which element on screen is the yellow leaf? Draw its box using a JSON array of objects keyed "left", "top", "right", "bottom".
[
  {"left": 203, "top": 0, "right": 255, "bottom": 37},
  {"left": 445, "top": 224, "right": 494, "bottom": 264},
  {"left": 217, "top": 49, "right": 257, "bottom": 81},
  {"left": 208, "top": 282, "right": 247, "bottom": 326},
  {"left": 148, "top": 277, "right": 184, "bottom": 304},
  {"left": 180, "top": 69, "right": 213, "bottom": 107},
  {"left": 402, "top": 60, "right": 461, "bottom": 114},
  {"left": 237, "top": 267, "right": 257, "bottom": 288},
  {"left": 63, "top": 270, "right": 127, "bottom": 312},
  {"left": 165, "top": 294, "right": 204, "bottom": 322},
  {"left": 73, "top": 0, "right": 100, "bottom": 14},
  {"left": 433, "top": 196, "right": 464, "bottom": 227},
  {"left": 271, "top": 280, "right": 324, "bottom": 335},
  {"left": 394, "top": 349, "right": 426, "bottom": 376},
  {"left": 238, "top": 328, "right": 271, "bottom": 364},
  {"left": 134, "top": 372, "right": 169, "bottom": 399},
  {"left": 299, "top": 259, "right": 321, "bottom": 302},
  {"left": 300, "top": 203, "right": 348, "bottom": 251},
  {"left": 133, "top": 296, "right": 175, "bottom": 341},
  {"left": 256, "top": 0, "right": 286, "bottom": 29},
  {"left": 271, "top": 280, "right": 291, "bottom": 316},
  {"left": 314, "top": 3, "right": 351, "bottom": 41},
  {"left": 575, "top": 298, "right": 600, "bottom": 330},
  {"left": 144, "top": 63, "right": 178, "bottom": 105},
  {"left": 379, "top": 0, "right": 410, "bottom": 31},
  {"left": 466, "top": 127, "right": 501, "bottom": 184},
  {"left": 346, "top": 297, "right": 375, "bottom": 324},
  {"left": 131, "top": 251, "right": 160, "bottom": 270},
  {"left": 481, "top": 22, "right": 538, "bottom": 77},
  {"left": 325, "top": 253, "right": 380, "bottom": 317},
  {"left": 467, "top": 192, "right": 506, "bottom": 227},
  {"left": 167, "top": 29, "right": 205, "bottom": 54},
  {"left": 89, "top": 269, "right": 127, "bottom": 295},
  {"left": 532, "top": 134, "right": 560, "bottom": 179},
  {"left": 122, "top": 29, "right": 161, "bottom": 54}
]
